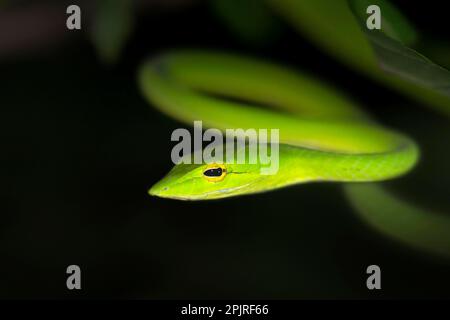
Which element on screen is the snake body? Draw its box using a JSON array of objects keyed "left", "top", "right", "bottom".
[{"left": 139, "top": 51, "right": 418, "bottom": 200}]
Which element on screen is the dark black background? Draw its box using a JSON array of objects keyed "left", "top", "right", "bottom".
[{"left": 1, "top": 0, "right": 449, "bottom": 299}]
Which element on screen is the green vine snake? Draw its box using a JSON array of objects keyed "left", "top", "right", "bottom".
[{"left": 138, "top": 51, "right": 450, "bottom": 258}]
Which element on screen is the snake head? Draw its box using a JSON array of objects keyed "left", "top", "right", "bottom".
[{"left": 149, "top": 162, "right": 265, "bottom": 200}]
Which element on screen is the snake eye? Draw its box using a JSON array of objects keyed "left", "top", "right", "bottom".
[{"left": 203, "top": 164, "right": 227, "bottom": 182}]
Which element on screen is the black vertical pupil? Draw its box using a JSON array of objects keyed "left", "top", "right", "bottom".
[{"left": 204, "top": 168, "right": 223, "bottom": 177}]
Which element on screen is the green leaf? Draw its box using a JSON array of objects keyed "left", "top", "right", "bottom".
[
  {"left": 90, "top": 0, "right": 134, "bottom": 65},
  {"left": 348, "top": 0, "right": 450, "bottom": 98},
  {"left": 349, "top": 0, "right": 417, "bottom": 45},
  {"left": 211, "top": 0, "right": 281, "bottom": 46}
]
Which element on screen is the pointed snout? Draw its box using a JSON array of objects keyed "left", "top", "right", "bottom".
[{"left": 148, "top": 180, "right": 171, "bottom": 198}]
